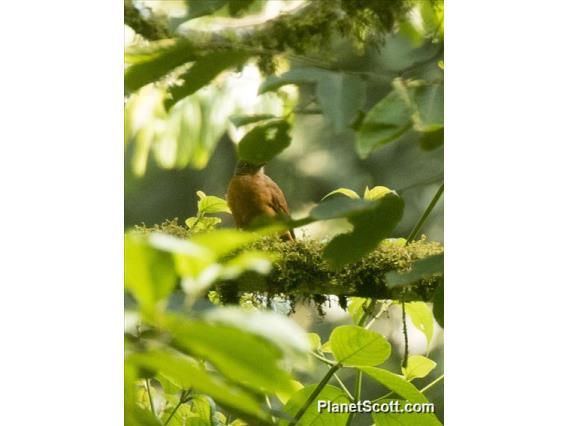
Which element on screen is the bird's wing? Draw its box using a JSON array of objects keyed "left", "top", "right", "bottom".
[{"left": 263, "top": 175, "right": 290, "bottom": 216}]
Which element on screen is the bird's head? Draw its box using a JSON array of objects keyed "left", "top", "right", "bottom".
[{"left": 235, "top": 160, "right": 265, "bottom": 175}]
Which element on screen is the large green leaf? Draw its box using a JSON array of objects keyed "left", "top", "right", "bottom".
[
  {"left": 418, "top": 127, "right": 444, "bottom": 151},
  {"left": 196, "top": 191, "right": 232, "bottom": 214},
  {"left": 316, "top": 73, "right": 366, "bottom": 133},
  {"left": 281, "top": 384, "right": 350, "bottom": 426},
  {"left": 359, "top": 367, "right": 428, "bottom": 403},
  {"left": 356, "top": 90, "right": 413, "bottom": 158},
  {"left": 385, "top": 253, "right": 444, "bottom": 288},
  {"left": 371, "top": 399, "right": 442, "bottom": 426},
  {"left": 127, "top": 350, "right": 268, "bottom": 421},
  {"left": 125, "top": 39, "right": 198, "bottom": 93},
  {"left": 323, "top": 192, "right": 405, "bottom": 269},
  {"left": 237, "top": 119, "right": 291, "bottom": 164},
  {"left": 165, "top": 50, "right": 250, "bottom": 110},
  {"left": 124, "top": 233, "right": 177, "bottom": 313},
  {"left": 165, "top": 315, "right": 295, "bottom": 394},
  {"left": 330, "top": 325, "right": 391, "bottom": 366}
]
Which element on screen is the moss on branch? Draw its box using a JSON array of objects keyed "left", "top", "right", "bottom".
[{"left": 135, "top": 219, "right": 443, "bottom": 304}]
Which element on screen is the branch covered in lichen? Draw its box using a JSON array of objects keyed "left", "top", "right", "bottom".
[{"left": 124, "top": 0, "right": 172, "bottom": 41}]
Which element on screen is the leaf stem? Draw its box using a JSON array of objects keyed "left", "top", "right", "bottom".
[
  {"left": 145, "top": 378, "right": 155, "bottom": 416},
  {"left": 406, "top": 183, "right": 444, "bottom": 243},
  {"left": 401, "top": 301, "right": 409, "bottom": 369},
  {"left": 164, "top": 389, "right": 192, "bottom": 426},
  {"left": 345, "top": 370, "right": 363, "bottom": 425},
  {"left": 290, "top": 363, "right": 341, "bottom": 425},
  {"left": 420, "top": 374, "right": 444, "bottom": 394}
]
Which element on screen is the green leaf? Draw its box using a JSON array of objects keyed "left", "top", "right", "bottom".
[
  {"left": 418, "top": 127, "right": 444, "bottom": 151},
  {"left": 364, "top": 186, "right": 392, "bottom": 201},
  {"left": 189, "top": 229, "right": 259, "bottom": 258},
  {"left": 404, "top": 302, "right": 434, "bottom": 346},
  {"left": 165, "top": 50, "right": 250, "bottom": 110},
  {"left": 237, "top": 120, "right": 291, "bottom": 164},
  {"left": 310, "top": 197, "right": 370, "bottom": 221},
  {"left": 323, "top": 192, "right": 405, "bottom": 269},
  {"left": 307, "top": 333, "right": 322, "bottom": 351},
  {"left": 371, "top": 399, "right": 442, "bottom": 426},
  {"left": 185, "top": 216, "right": 222, "bottom": 231},
  {"left": 187, "top": 0, "right": 229, "bottom": 18},
  {"left": 165, "top": 315, "right": 295, "bottom": 394},
  {"left": 432, "top": 280, "right": 443, "bottom": 327},
  {"left": 281, "top": 384, "right": 350, "bottom": 426},
  {"left": 322, "top": 188, "right": 360, "bottom": 201},
  {"left": 347, "top": 297, "right": 369, "bottom": 324},
  {"left": 127, "top": 350, "right": 268, "bottom": 421},
  {"left": 196, "top": 192, "right": 232, "bottom": 214},
  {"left": 124, "top": 233, "right": 177, "bottom": 313},
  {"left": 356, "top": 90, "right": 412, "bottom": 158},
  {"left": 330, "top": 325, "right": 391, "bottom": 366},
  {"left": 402, "top": 355, "right": 437, "bottom": 380},
  {"left": 385, "top": 253, "right": 444, "bottom": 288},
  {"left": 228, "top": 0, "right": 256, "bottom": 16},
  {"left": 359, "top": 367, "right": 428, "bottom": 403},
  {"left": 412, "top": 84, "right": 444, "bottom": 132},
  {"left": 230, "top": 114, "right": 276, "bottom": 127},
  {"left": 258, "top": 68, "right": 325, "bottom": 94},
  {"left": 316, "top": 73, "right": 366, "bottom": 133},
  {"left": 125, "top": 39, "right": 198, "bottom": 93}
]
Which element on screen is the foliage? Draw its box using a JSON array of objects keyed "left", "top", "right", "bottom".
[{"left": 125, "top": 1, "right": 444, "bottom": 424}]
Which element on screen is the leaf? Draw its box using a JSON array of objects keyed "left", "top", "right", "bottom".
[
  {"left": 275, "top": 380, "right": 304, "bottom": 405},
  {"left": 307, "top": 333, "right": 322, "bottom": 351},
  {"left": 165, "top": 315, "right": 295, "bottom": 394},
  {"left": 419, "top": 127, "right": 444, "bottom": 151},
  {"left": 124, "top": 233, "right": 177, "bottom": 313},
  {"left": 187, "top": 0, "right": 229, "bottom": 18},
  {"left": 310, "top": 197, "right": 370, "bottom": 221},
  {"left": 402, "top": 355, "right": 437, "bottom": 380},
  {"left": 127, "top": 350, "right": 268, "bottom": 421},
  {"left": 385, "top": 253, "right": 444, "bottom": 288},
  {"left": 364, "top": 186, "right": 392, "bottom": 201},
  {"left": 125, "top": 39, "right": 198, "bottom": 93},
  {"left": 356, "top": 90, "right": 413, "bottom": 158},
  {"left": 404, "top": 302, "right": 434, "bottom": 346},
  {"left": 237, "top": 120, "right": 291, "bottom": 164},
  {"left": 316, "top": 73, "right": 366, "bottom": 133},
  {"left": 258, "top": 68, "right": 325, "bottom": 94},
  {"left": 359, "top": 367, "right": 428, "bottom": 403},
  {"left": 323, "top": 192, "right": 404, "bottom": 269},
  {"left": 189, "top": 229, "right": 259, "bottom": 258},
  {"left": 165, "top": 50, "right": 250, "bottom": 110},
  {"left": 230, "top": 114, "right": 276, "bottom": 127},
  {"left": 411, "top": 83, "right": 444, "bottom": 132},
  {"left": 228, "top": 0, "right": 256, "bottom": 16},
  {"left": 322, "top": 188, "right": 360, "bottom": 201},
  {"left": 197, "top": 193, "right": 232, "bottom": 214},
  {"left": 281, "top": 384, "right": 350, "bottom": 426},
  {"left": 347, "top": 297, "right": 369, "bottom": 324},
  {"left": 185, "top": 216, "right": 222, "bottom": 231},
  {"left": 371, "top": 399, "right": 442, "bottom": 426},
  {"left": 432, "top": 280, "right": 443, "bottom": 327},
  {"left": 330, "top": 325, "right": 391, "bottom": 367}
]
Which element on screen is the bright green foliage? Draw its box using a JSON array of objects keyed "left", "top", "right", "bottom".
[
  {"left": 322, "top": 188, "right": 361, "bottom": 201},
  {"left": 330, "top": 325, "right": 391, "bottom": 366},
  {"left": 402, "top": 355, "right": 437, "bottom": 380},
  {"left": 237, "top": 119, "right": 291, "bottom": 164},
  {"left": 281, "top": 385, "right": 350, "bottom": 426},
  {"left": 386, "top": 253, "right": 444, "bottom": 288},
  {"left": 404, "top": 302, "right": 435, "bottom": 346},
  {"left": 347, "top": 297, "right": 370, "bottom": 324},
  {"left": 359, "top": 367, "right": 429, "bottom": 403}
]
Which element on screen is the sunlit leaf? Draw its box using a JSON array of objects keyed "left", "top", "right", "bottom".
[
  {"left": 330, "top": 325, "right": 391, "bottom": 366},
  {"left": 322, "top": 188, "right": 360, "bottom": 201},
  {"left": 404, "top": 302, "right": 434, "bottom": 346},
  {"left": 197, "top": 193, "right": 232, "bottom": 214},
  {"left": 185, "top": 216, "right": 222, "bottom": 231},
  {"left": 165, "top": 315, "right": 295, "bottom": 394},
  {"left": 364, "top": 186, "right": 392, "bottom": 200},
  {"left": 402, "top": 355, "right": 437, "bottom": 380},
  {"left": 359, "top": 367, "right": 429, "bottom": 403},
  {"left": 411, "top": 83, "right": 443, "bottom": 132},
  {"left": 347, "top": 297, "right": 369, "bottom": 324},
  {"left": 307, "top": 332, "right": 322, "bottom": 351}
]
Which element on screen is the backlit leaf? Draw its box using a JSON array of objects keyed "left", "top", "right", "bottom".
[{"left": 330, "top": 325, "right": 391, "bottom": 366}]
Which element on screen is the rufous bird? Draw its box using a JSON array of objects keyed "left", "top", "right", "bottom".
[{"left": 227, "top": 160, "right": 295, "bottom": 241}]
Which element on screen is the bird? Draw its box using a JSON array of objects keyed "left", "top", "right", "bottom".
[{"left": 227, "top": 160, "right": 295, "bottom": 241}]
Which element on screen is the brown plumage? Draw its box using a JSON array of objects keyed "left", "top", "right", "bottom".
[{"left": 227, "top": 161, "right": 295, "bottom": 241}]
